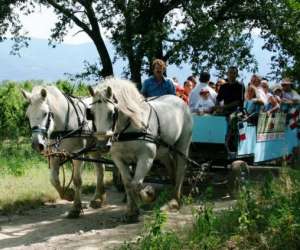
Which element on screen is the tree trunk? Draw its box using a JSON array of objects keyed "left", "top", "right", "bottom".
[
  {"left": 92, "top": 36, "right": 114, "bottom": 78},
  {"left": 129, "top": 60, "right": 142, "bottom": 89}
]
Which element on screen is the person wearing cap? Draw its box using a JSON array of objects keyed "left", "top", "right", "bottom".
[
  {"left": 281, "top": 78, "right": 300, "bottom": 103},
  {"left": 192, "top": 87, "right": 215, "bottom": 114},
  {"left": 141, "top": 59, "right": 176, "bottom": 98},
  {"left": 189, "top": 71, "right": 217, "bottom": 112}
]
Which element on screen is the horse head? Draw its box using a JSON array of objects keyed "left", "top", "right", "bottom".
[
  {"left": 89, "top": 85, "right": 118, "bottom": 141},
  {"left": 89, "top": 78, "right": 145, "bottom": 141},
  {"left": 22, "top": 87, "right": 54, "bottom": 154}
]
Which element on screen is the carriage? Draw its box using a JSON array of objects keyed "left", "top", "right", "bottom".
[
  {"left": 190, "top": 101, "right": 299, "bottom": 166},
  {"left": 22, "top": 82, "right": 300, "bottom": 219}
]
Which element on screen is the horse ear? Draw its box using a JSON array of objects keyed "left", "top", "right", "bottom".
[
  {"left": 106, "top": 86, "right": 113, "bottom": 99},
  {"left": 88, "top": 86, "right": 95, "bottom": 97},
  {"left": 21, "top": 89, "right": 32, "bottom": 102},
  {"left": 40, "top": 89, "right": 47, "bottom": 99}
]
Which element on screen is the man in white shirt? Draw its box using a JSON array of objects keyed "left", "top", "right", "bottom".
[{"left": 189, "top": 72, "right": 217, "bottom": 111}]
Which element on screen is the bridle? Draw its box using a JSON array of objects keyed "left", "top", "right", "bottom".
[
  {"left": 91, "top": 96, "right": 120, "bottom": 137},
  {"left": 30, "top": 92, "right": 89, "bottom": 142},
  {"left": 31, "top": 111, "right": 54, "bottom": 138}
]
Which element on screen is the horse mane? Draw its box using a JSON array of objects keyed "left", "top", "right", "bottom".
[{"left": 94, "top": 78, "right": 145, "bottom": 129}]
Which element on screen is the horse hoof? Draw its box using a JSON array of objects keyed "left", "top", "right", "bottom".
[
  {"left": 66, "top": 209, "right": 81, "bottom": 219},
  {"left": 61, "top": 188, "right": 75, "bottom": 201},
  {"left": 140, "top": 185, "right": 156, "bottom": 204},
  {"left": 89, "top": 200, "right": 103, "bottom": 209},
  {"left": 161, "top": 199, "right": 179, "bottom": 212},
  {"left": 168, "top": 199, "right": 179, "bottom": 210},
  {"left": 122, "top": 214, "right": 139, "bottom": 223}
]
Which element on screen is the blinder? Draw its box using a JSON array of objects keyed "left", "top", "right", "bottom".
[
  {"left": 31, "top": 111, "right": 54, "bottom": 137},
  {"left": 86, "top": 108, "right": 94, "bottom": 121},
  {"left": 90, "top": 96, "right": 119, "bottom": 135}
]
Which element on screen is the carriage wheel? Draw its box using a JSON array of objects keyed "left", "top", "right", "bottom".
[
  {"left": 112, "top": 167, "right": 125, "bottom": 192},
  {"left": 228, "top": 160, "right": 250, "bottom": 197}
]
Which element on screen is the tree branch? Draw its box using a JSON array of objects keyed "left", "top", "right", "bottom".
[
  {"left": 46, "top": 0, "right": 92, "bottom": 36},
  {"left": 163, "top": 39, "right": 184, "bottom": 62}
]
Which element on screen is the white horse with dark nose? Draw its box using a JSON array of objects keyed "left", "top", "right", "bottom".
[
  {"left": 22, "top": 85, "right": 106, "bottom": 218},
  {"left": 89, "top": 78, "right": 193, "bottom": 222}
]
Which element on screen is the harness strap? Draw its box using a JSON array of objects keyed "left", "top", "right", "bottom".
[
  {"left": 63, "top": 93, "right": 83, "bottom": 128},
  {"left": 147, "top": 102, "right": 161, "bottom": 137},
  {"left": 116, "top": 132, "right": 156, "bottom": 142},
  {"left": 64, "top": 97, "right": 70, "bottom": 131}
]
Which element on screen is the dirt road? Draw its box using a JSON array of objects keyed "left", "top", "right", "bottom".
[{"left": 0, "top": 186, "right": 235, "bottom": 250}]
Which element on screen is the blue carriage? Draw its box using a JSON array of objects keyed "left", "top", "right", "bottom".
[{"left": 190, "top": 102, "right": 300, "bottom": 167}]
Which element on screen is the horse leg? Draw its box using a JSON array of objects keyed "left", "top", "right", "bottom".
[
  {"left": 90, "top": 161, "right": 106, "bottom": 209},
  {"left": 67, "top": 160, "right": 83, "bottom": 218},
  {"left": 164, "top": 137, "right": 190, "bottom": 211},
  {"left": 132, "top": 156, "right": 155, "bottom": 204},
  {"left": 159, "top": 154, "right": 176, "bottom": 185},
  {"left": 49, "top": 157, "right": 65, "bottom": 199},
  {"left": 112, "top": 157, "right": 139, "bottom": 222}
]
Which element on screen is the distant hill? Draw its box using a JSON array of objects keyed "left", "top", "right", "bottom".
[{"left": 0, "top": 37, "right": 273, "bottom": 84}]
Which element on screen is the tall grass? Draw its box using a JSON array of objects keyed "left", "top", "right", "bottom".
[{"left": 0, "top": 140, "right": 103, "bottom": 215}]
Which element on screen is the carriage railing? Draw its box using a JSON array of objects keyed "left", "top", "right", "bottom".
[{"left": 243, "top": 101, "right": 300, "bottom": 125}]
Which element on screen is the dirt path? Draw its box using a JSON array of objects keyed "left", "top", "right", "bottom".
[{"left": 0, "top": 186, "right": 235, "bottom": 250}]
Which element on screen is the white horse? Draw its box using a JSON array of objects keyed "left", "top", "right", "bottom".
[
  {"left": 22, "top": 86, "right": 106, "bottom": 218},
  {"left": 89, "top": 78, "right": 192, "bottom": 222}
]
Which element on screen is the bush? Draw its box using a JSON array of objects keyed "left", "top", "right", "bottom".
[
  {"left": 120, "top": 169, "right": 300, "bottom": 250},
  {"left": 0, "top": 80, "right": 90, "bottom": 139},
  {"left": 0, "top": 81, "right": 32, "bottom": 139}
]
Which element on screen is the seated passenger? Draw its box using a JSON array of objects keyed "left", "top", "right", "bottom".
[
  {"left": 179, "top": 80, "right": 193, "bottom": 104},
  {"left": 261, "top": 80, "right": 280, "bottom": 114},
  {"left": 193, "top": 88, "right": 215, "bottom": 115},
  {"left": 187, "top": 75, "right": 197, "bottom": 88},
  {"left": 215, "top": 79, "right": 226, "bottom": 93},
  {"left": 216, "top": 66, "right": 245, "bottom": 114},
  {"left": 189, "top": 71, "right": 217, "bottom": 111},
  {"left": 245, "top": 74, "right": 267, "bottom": 105},
  {"left": 272, "top": 85, "right": 283, "bottom": 104},
  {"left": 281, "top": 78, "right": 300, "bottom": 104}
]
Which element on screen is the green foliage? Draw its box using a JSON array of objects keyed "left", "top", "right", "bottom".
[
  {"left": 189, "top": 203, "right": 222, "bottom": 250},
  {"left": 121, "top": 169, "right": 300, "bottom": 250},
  {"left": 0, "top": 81, "right": 31, "bottom": 139},
  {"left": 0, "top": 80, "right": 89, "bottom": 139},
  {"left": 120, "top": 192, "right": 181, "bottom": 250},
  {"left": 0, "top": 139, "right": 44, "bottom": 176},
  {"left": 136, "top": 207, "right": 181, "bottom": 250}
]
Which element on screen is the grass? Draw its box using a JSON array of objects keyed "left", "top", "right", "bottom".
[
  {"left": 0, "top": 140, "right": 112, "bottom": 215},
  {"left": 120, "top": 167, "right": 300, "bottom": 250}
]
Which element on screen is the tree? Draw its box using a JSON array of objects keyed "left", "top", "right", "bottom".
[
  {"left": 0, "top": 0, "right": 32, "bottom": 54},
  {"left": 39, "top": 0, "right": 114, "bottom": 78},
  {"left": 1, "top": 0, "right": 300, "bottom": 83},
  {"left": 201, "top": 0, "right": 300, "bottom": 80}
]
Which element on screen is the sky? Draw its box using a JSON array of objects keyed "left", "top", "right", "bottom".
[{"left": 19, "top": 6, "right": 92, "bottom": 44}]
